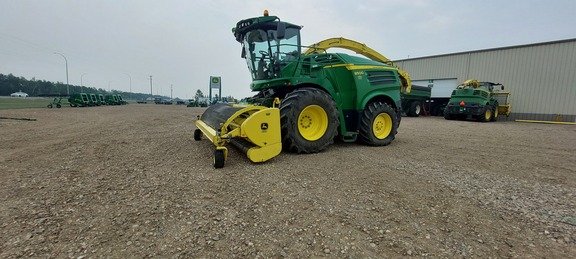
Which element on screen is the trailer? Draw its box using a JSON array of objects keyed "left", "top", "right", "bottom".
[
  {"left": 400, "top": 85, "right": 431, "bottom": 117},
  {"left": 411, "top": 79, "right": 458, "bottom": 116}
]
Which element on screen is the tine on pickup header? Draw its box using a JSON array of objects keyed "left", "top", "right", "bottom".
[{"left": 193, "top": 102, "right": 282, "bottom": 168}]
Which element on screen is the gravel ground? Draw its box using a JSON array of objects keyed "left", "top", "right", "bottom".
[{"left": 1, "top": 104, "right": 575, "bottom": 258}]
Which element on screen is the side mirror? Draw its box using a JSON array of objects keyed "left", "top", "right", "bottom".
[
  {"left": 276, "top": 22, "right": 286, "bottom": 39},
  {"left": 241, "top": 47, "right": 246, "bottom": 58}
]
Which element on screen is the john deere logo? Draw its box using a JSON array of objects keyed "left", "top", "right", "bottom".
[
  {"left": 261, "top": 123, "right": 268, "bottom": 130},
  {"left": 212, "top": 77, "right": 219, "bottom": 83}
]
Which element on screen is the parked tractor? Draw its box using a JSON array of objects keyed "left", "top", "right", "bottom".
[
  {"left": 444, "top": 79, "right": 511, "bottom": 122},
  {"left": 98, "top": 94, "right": 106, "bottom": 105},
  {"left": 194, "top": 11, "right": 411, "bottom": 168},
  {"left": 68, "top": 93, "right": 90, "bottom": 107},
  {"left": 105, "top": 94, "right": 120, "bottom": 105},
  {"left": 88, "top": 93, "right": 99, "bottom": 106},
  {"left": 117, "top": 95, "right": 128, "bottom": 105}
]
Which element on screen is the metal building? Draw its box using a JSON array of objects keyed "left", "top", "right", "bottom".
[{"left": 396, "top": 38, "right": 576, "bottom": 122}]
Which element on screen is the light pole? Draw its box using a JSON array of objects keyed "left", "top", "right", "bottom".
[
  {"left": 81, "top": 73, "right": 88, "bottom": 87},
  {"left": 53, "top": 52, "right": 69, "bottom": 96},
  {"left": 123, "top": 73, "right": 132, "bottom": 100}
]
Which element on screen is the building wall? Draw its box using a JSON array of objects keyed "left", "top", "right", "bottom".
[{"left": 396, "top": 39, "right": 576, "bottom": 122}]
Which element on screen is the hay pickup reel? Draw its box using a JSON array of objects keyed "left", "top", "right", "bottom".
[{"left": 193, "top": 99, "right": 282, "bottom": 168}]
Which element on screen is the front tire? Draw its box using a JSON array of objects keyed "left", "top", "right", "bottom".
[
  {"left": 213, "top": 150, "right": 225, "bottom": 169},
  {"left": 193, "top": 129, "right": 202, "bottom": 141},
  {"left": 280, "top": 87, "right": 339, "bottom": 153},
  {"left": 359, "top": 102, "right": 399, "bottom": 146}
]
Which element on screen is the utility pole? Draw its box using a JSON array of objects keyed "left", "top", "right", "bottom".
[
  {"left": 149, "top": 75, "right": 153, "bottom": 101},
  {"left": 54, "top": 52, "right": 69, "bottom": 96},
  {"left": 170, "top": 84, "right": 173, "bottom": 100}
]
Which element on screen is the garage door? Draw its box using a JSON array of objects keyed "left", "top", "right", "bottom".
[{"left": 412, "top": 79, "right": 458, "bottom": 98}]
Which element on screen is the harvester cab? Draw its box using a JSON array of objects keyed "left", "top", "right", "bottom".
[
  {"left": 236, "top": 11, "right": 301, "bottom": 82},
  {"left": 195, "top": 10, "right": 406, "bottom": 168},
  {"left": 444, "top": 79, "right": 511, "bottom": 122}
]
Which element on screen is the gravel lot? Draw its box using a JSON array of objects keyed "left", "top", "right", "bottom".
[{"left": 1, "top": 104, "right": 575, "bottom": 258}]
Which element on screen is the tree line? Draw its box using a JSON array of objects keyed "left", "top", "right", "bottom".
[{"left": 0, "top": 73, "right": 156, "bottom": 100}]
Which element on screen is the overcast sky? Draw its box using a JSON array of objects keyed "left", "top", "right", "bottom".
[{"left": 1, "top": 0, "right": 575, "bottom": 99}]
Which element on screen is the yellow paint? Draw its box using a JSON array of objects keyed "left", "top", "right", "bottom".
[
  {"left": 373, "top": 113, "right": 393, "bottom": 139},
  {"left": 297, "top": 105, "right": 328, "bottom": 141},
  {"left": 196, "top": 105, "right": 283, "bottom": 165},
  {"left": 515, "top": 120, "right": 576, "bottom": 125}
]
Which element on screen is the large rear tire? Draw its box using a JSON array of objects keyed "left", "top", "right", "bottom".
[
  {"left": 491, "top": 102, "right": 499, "bottom": 122},
  {"left": 359, "top": 102, "right": 399, "bottom": 146},
  {"left": 407, "top": 101, "right": 422, "bottom": 117},
  {"left": 478, "top": 105, "right": 491, "bottom": 122},
  {"left": 280, "top": 88, "right": 339, "bottom": 153},
  {"left": 444, "top": 108, "right": 454, "bottom": 120}
]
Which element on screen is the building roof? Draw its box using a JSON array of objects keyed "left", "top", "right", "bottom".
[{"left": 395, "top": 38, "right": 576, "bottom": 62}]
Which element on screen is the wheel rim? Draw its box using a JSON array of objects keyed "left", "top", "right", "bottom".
[
  {"left": 298, "top": 105, "right": 328, "bottom": 141},
  {"left": 415, "top": 105, "right": 421, "bottom": 114},
  {"left": 494, "top": 109, "right": 498, "bottom": 119},
  {"left": 373, "top": 113, "right": 393, "bottom": 139},
  {"left": 485, "top": 109, "right": 491, "bottom": 120}
]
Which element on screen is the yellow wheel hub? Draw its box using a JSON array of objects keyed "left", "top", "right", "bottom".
[
  {"left": 298, "top": 105, "right": 328, "bottom": 141},
  {"left": 373, "top": 113, "right": 392, "bottom": 139},
  {"left": 485, "top": 109, "right": 492, "bottom": 120}
]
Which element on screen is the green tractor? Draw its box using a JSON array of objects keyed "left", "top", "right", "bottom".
[
  {"left": 68, "top": 93, "right": 90, "bottom": 107},
  {"left": 117, "top": 94, "right": 128, "bottom": 105},
  {"left": 444, "top": 79, "right": 511, "bottom": 122},
  {"left": 105, "top": 94, "right": 119, "bottom": 105},
  {"left": 98, "top": 94, "right": 106, "bottom": 105},
  {"left": 88, "top": 93, "right": 100, "bottom": 106},
  {"left": 194, "top": 10, "right": 411, "bottom": 167}
]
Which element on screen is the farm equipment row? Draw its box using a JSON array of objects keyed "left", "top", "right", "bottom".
[
  {"left": 48, "top": 93, "right": 127, "bottom": 108},
  {"left": 67, "top": 93, "right": 128, "bottom": 107}
]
